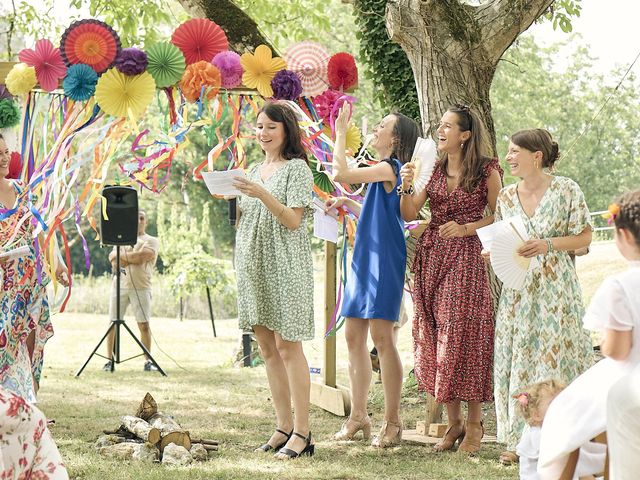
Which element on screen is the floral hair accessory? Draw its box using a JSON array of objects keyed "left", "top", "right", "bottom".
[
  {"left": 602, "top": 203, "right": 620, "bottom": 225},
  {"left": 514, "top": 392, "right": 529, "bottom": 407}
]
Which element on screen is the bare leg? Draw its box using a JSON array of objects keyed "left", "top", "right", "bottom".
[
  {"left": 434, "top": 400, "right": 464, "bottom": 451},
  {"left": 274, "top": 333, "right": 311, "bottom": 457},
  {"left": 370, "top": 319, "right": 402, "bottom": 424},
  {"left": 345, "top": 318, "right": 371, "bottom": 420},
  {"left": 136, "top": 322, "right": 152, "bottom": 360},
  {"left": 253, "top": 326, "right": 293, "bottom": 449}
]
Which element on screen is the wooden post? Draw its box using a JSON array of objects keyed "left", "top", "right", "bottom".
[{"left": 310, "top": 241, "right": 350, "bottom": 416}]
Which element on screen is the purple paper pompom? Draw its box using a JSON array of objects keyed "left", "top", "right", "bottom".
[
  {"left": 212, "top": 51, "right": 243, "bottom": 88},
  {"left": 271, "top": 70, "right": 302, "bottom": 100},
  {"left": 114, "top": 48, "right": 148, "bottom": 76},
  {"left": 0, "top": 85, "right": 14, "bottom": 101}
]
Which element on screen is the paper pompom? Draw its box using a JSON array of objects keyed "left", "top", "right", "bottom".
[
  {"left": 63, "top": 64, "right": 98, "bottom": 101},
  {"left": 271, "top": 70, "right": 302, "bottom": 100},
  {"left": 212, "top": 51, "right": 243, "bottom": 89},
  {"left": 115, "top": 48, "right": 148, "bottom": 75},
  {"left": 0, "top": 99, "right": 21, "bottom": 129},
  {"left": 5, "top": 63, "right": 37, "bottom": 96},
  {"left": 180, "top": 61, "right": 221, "bottom": 103},
  {"left": 313, "top": 89, "right": 342, "bottom": 124},
  {"left": 328, "top": 52, "right": 358, "bottom": 91},
  {"left": 7, "top": 151, "right": 22, "bottom": 179}
]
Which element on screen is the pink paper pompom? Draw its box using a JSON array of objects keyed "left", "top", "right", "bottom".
[
  {"left": 313, "top": 89, "right": 342, "bottom": 124},
  {"left": 212, "top": 51, "right": 243, "bottom": 89}
]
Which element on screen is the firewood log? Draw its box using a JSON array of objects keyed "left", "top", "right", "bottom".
[
  {"left": 135, "top": 392, "right": 158, "bottom": 421},
  {"left": 121, "top": 415, "right": 161, "bottom": 445},
  {"left": 148, "top": 413, "right": 191, "bottom": 453},
  {"left": 190, "top": 438, "right": 219, "bottom": 446},
  {"left": 159, "top": 431, "right": 191, "bottom": 453}
]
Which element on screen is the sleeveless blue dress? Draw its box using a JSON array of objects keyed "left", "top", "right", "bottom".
[{"left": 340, "top": 158, "right": 406, "bottom": 321}]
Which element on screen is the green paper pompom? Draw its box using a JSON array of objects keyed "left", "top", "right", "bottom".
[
  {"left": 146, "top": 42, "right": 186, "bottom": 89},
  {"left": 0, "top": 99, "right": 20, "bottom": 129}
]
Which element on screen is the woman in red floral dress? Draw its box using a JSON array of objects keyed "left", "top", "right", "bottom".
[{"left": 400, "top": 105, "right": 502, "bottom": 454}]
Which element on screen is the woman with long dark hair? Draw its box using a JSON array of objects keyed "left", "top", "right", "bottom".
[
  {"left": 232, "top": 102, "right": 315, "bottom": 459},
  {"left": 400, "top": 105, "right": 502, "bottom": 454},
  {"left": 327, "top": 104, "right": 420, "bottom": 447}
]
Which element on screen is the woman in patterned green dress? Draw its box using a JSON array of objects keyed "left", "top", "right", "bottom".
[
  {"left": 491, "top": 129, "right": 593, "bottom": 464},
  {"left": 232, "top": 102, "right": 315, "bottom": 459}
]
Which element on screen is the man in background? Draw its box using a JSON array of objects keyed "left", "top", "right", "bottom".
[{"left": 103, "top": 210, "right": 160, "bottom": 372}]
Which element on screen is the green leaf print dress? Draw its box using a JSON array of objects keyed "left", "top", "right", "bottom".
[{"left": 235, "top": 158, "right": 315, "bottom": 342}]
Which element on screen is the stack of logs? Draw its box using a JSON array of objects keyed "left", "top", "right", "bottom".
[{"left": 97, "top": 393, "right": 218, "bottom": 464}]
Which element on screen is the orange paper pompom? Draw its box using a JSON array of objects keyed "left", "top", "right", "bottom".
[{"left": 180, "top": 60, "right": 221, "bottom": 103}]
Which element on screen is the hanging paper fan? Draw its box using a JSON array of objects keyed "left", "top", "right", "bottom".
[
  {"left": 0, "top": 85, "right": 13, "bottom": 101},
  {"left": 180, "top": 60, "right": 221, "bottom": 103},
  {"left": 171, "top": 18, "right": 228, "bottom": 65},
  {"left": 63, "top": 64, "right": 98, "bottom": 101},
  {"left": 240, "top": 45, "right": 286, "bottom": 98},
  {"left": 410, "top": 137, "right": 438, "bottom": 194},
  {"left": 322, "top": 122, "right": 361, "bottom": 156},
  {"left": 146, "top": 42, "right": 186, "bottom": 88},
  {"left": 212, "top": 51, "right": 243, "bottom": 89},
  {"left": 5, "top": 63, "right": 37, "bottom": 96},
  {"left": 18, "top": 39, "right": 67, "bottom": 92},
  {"left": 309, "top": 158, "right": 334, "bottom": 193},
  {"left": 327, "top": 52, "right": 358, "bottom": 91},
  {"left": 60, "top": 19, "right": 121, "bottom": 74},
  {"left": 284, "top": 41, "right": 330, "bottom": 97},
  {"left": 95, "top": 68, "right": 156, "bottom": 118},
  {"left": 490, "top": 224, "right": 532, "bottom": 290}
]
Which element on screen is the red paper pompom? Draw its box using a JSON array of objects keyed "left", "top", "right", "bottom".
[
  {"left": 8, "top": 152, "right": 22, "bottom": 179},
  {"left": 327, "top": 52, "right": 358, "bottom": 91}
]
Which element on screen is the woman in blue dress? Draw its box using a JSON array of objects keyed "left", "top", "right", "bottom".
[{"left": 326, "top": 104, "right": 419, "bottom": 447}]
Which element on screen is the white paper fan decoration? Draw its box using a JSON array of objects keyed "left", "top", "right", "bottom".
[
  {"left": 411, "top": 137, "right": 438, "bottom": 193},
  {"left": 490, "top": 225, "right": 531, "bottom": 290}
]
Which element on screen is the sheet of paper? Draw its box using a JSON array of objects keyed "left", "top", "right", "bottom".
[
  {"left": 0, "top": 245, "right": 30, "bottom": 260},
  {"left": 202, "top": 170, "right": 246, "bottom": 196},
  {"left": 312, "top": 198, "right": 338, "bottom": 243}
]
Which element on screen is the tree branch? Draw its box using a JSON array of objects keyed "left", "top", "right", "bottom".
[{"left": 478, "top": 0, "right": 554, "bottom": 63}]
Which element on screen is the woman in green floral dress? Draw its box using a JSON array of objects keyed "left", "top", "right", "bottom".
[
  {"left": 491, "top": 129, "right": 593, "bottom": 464},
  {"left": 233, "top": 102, "right": 315, "bottom": 459}
]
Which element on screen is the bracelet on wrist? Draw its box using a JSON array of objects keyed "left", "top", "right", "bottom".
[
  {"left": 396, "top": 184, "right": 415, "bottom": 196},
  {"left": 545, "top": 238, "right": 554, "bottom": 253}
]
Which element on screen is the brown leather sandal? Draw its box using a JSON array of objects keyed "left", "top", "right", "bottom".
[
  {"left": 433, "top": 421, "right": 465, "bottom": 452},
  {"left": 458, "top": 421, "right": 484, "bottom": 454}
]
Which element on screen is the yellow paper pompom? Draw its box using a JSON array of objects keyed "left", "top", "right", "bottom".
[
  {"left": 323, "top": 122, "right": 362, "bottom": 156},
  {"left": 6, "top": 63, "right": 37, "bottom": 96},
  {"left": 94, "top": 68, "right": 156, "bottom": 118}
]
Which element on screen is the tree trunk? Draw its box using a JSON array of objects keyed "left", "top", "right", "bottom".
[
  {"left": 386, "top": 0, "right": 554, "bottom": 154},
  {"left": 177, "top": 0, "right": 276, "bottom": 53}
]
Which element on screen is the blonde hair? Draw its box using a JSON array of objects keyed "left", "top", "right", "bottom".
[{"left": 513, "top": 379, "right": 565, "bottom": 423}]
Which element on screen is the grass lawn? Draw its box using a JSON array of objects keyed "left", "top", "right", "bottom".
[{"left": 37, "top": 242, "right": 625, "bottom": 480}]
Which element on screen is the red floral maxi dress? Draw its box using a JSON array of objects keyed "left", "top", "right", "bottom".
[
  {"left": 0, "top": 181, "right": 53, "bottom": 403},
  {"left": 412, "top": 159, "right": 501, "bottom": 403}
]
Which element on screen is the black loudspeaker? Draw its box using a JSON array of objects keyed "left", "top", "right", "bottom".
[{"left": 100, "top": 186, "right": 138, "bottom": 246}]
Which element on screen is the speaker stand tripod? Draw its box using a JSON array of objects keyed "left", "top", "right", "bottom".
[{"left": 76, "top": 246, "right": 166, "bottom": 376}]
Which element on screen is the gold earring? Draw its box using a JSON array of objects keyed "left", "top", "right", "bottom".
[{"left": 534, "top": 161, "right": 539, "bottom": 170}]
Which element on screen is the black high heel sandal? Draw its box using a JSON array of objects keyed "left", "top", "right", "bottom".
[
  {"left": 275, "top": 431, "right": 314, "bottom": 459},
  {"left": 255, "top": 428, "right": 292, "bottom": 452}
]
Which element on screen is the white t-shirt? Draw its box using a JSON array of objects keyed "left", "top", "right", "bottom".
[{"left": 112, "top": 233, "right": 159, "bottom": 290}]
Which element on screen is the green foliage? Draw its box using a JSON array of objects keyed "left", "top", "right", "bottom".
[
  {"left": 544, "top": 0, "right": 583, "bottom": 33},
  {"left": 351, "top": 0, "right": 420, "bottom": 122},
  {"left": 170, "top": 251, "right": 235, "bottom": 299},
  {"left": 491, "top": 34, "right": 640, "bottom": 210}
]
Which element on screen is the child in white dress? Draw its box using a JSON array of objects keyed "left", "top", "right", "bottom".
[{"left": 538, "top": 190, "right": 640, "bottom": 479}]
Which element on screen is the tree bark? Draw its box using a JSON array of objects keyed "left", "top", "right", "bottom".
[
  {"left": 386, "top": 0, "right": 554, "bottom": 154},
  {"left": 177, "top": 0, "right": 276, "bottom": 53}
]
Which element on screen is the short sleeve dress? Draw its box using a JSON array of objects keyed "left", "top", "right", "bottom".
[
  {"left": 1, "top": 181, "right": 53, "bottom": 403},
  {"left": 235, "top": 158, "right": 314, "bottom": 342},
  {"left": 493, "top": 175, "right": 593, "bottom": 451}
]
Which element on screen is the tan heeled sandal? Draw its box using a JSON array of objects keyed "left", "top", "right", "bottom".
[
  {"left": 334, "top": 415, "right": 372, "bottom": 441},
  {"left": 433, "top": 421, "right": 466, "bottom": 452},
  {"left": 499, "top": 450, "right": 519, "bottom": 465},
  {"left": 371, "top": 420, "right": 402, "bottom": 448},
  {"left": 458, "top": 421, "right": 484, "bottom": 454}
]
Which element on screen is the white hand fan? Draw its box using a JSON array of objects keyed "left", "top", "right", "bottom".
[
  {"left": 411, "top": 137, "right": 438, "bottom": 194},
  {"left": 490, "top": 224, "right": 531, "bottom": 290}
]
